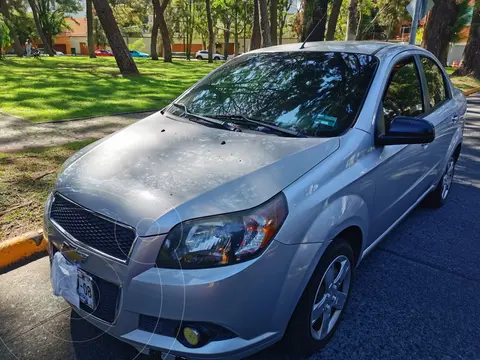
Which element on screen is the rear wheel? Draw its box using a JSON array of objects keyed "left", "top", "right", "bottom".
[
  {"left": 424, "top": 155, "right": 456, "bottom": 208},
  {"left": 214, "top": 56, "right": 221, "bottom": 60},
  {"left": 196, "top": 55, "right": 203, "bottom": 60},
  {"left": 284, "top": 239, "right": 354, "bottom": 357}
]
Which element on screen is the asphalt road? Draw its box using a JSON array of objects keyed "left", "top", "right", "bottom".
[{"left": 1, "top": 94, "right": 480, "bottom": 360}]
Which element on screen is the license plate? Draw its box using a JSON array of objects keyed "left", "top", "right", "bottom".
[{"left": 78, "top": 270, "right": 95, "bottom": 309}]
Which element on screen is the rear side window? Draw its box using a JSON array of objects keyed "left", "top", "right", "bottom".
[
  {"left": 383, "top": 57, "right": 424, "bottom": 125},
  {"left": 421, "top": 57, "right": 448, "bottom": 109}
]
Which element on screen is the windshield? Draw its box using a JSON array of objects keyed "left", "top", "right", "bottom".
[{"left": 170, "top": 51, "right": 378, "bottom": 137}]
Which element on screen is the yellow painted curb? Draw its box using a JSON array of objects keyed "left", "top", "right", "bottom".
[
  {"left": 463, "top": 87, "right": 480, "bottom": 96},
  {"left": 0, "top": 229, "right": 47, "bottom": 269}
]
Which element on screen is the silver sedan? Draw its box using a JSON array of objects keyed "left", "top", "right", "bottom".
[{"left": 45, "top": 41, "right": 466, "bottom": 359}]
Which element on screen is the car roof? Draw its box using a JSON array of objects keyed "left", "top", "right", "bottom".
[{"left": 249, "top": 41, "right": 425, "bottom": 58}]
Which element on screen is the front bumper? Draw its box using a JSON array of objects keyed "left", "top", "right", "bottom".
[{"left": 44, "top": 198, "right": 323, "bottom": 359}]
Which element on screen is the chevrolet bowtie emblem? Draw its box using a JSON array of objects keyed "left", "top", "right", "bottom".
[{"left": 60, "top": 242, "right": 89, "bottom": 263}]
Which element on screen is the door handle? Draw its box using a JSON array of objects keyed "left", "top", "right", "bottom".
[
  {"left": 421, "top": 143, "right": 429, "bottom": 149},
  {"left": 452, "top": 115, "right": 459, "bottom": 123}
]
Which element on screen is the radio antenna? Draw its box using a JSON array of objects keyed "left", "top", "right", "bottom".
[{"left": 300, "top": 13, "right": 328, "bottom": 49}]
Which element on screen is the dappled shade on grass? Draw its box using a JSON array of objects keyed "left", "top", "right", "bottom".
[
  {"left": 0, "top": 140, "right": 95, "bottom": 240},
  {"left": 0, "top": 57, "right": 220, "bottom": 122}
]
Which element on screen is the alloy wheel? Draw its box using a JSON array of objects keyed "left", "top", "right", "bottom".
[
  {"left": 441, "top": 157, "right": 455, "bottom": 200},
  {"left": 310, "top": 255, "right": 351, "bottom": 340}
]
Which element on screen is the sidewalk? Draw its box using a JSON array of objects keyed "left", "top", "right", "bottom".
[{"left": 0, "top": 111, "right": 155, "bottom": 152}]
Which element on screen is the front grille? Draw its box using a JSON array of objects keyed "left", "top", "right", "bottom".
[
  {"left": 50, "top": 194, "right": 136, "bottom": 262},
  {"left": 79, "top": 271, "right": 120, "bottom": 323}
]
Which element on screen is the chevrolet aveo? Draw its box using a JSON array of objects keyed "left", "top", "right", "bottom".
[{"left": 44, "top": 42, "right": 467, "bottom": 359}]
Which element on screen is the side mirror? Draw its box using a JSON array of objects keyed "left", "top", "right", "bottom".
[{"left": 376, "top": 116, "right": 435, "bottom": 146}]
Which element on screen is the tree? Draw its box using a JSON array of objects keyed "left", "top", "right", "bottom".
[
  {"left": 345, "top": 0, "right": 358, "bottom": 40},
  {"left": 151, "top": 0, "right": 160, "bottom": 59},
  {"left": 302, "top": 0, "right": 329, "bottom": 41},
  {"left": 250, "top": 0, "right": 261, "bottom": 49},
  {"left": 277, "top": 0, "right": 292, "bottom": 44},
  {"left": 157, "top": 0, "right": 172, "bottom": 62},
  {"left": 27, "top": 0, "right": 55, "bottom": 56},
  {"left": 0, "top": 0, "right": 23, "bottom": 56},
  {"left": 28, "top": 0, "right": 82, "bottom": 56},
  {"left": 86, "top": 0, "right": 96, "bottom": 57},
  {"left": 326, "top": 0, "right": 343, "bottom": 40},
  {"left": 93, "top": 16, "right": 107, "bottom": 46},
  {"left": 421, "top": 0, "right": 460, "bottom": 65},
  {"left": 0, "top": 14, "right": 9, "bottom": 57},
  {"left": 270, "top": 0, "right": 277, "bottom": 45},
  {"left": 93, "top": 0, "right": 139, "bottom": 75},
  {"left": 212, "top": 0, "right": 233, "bottom": 57},
  {"left": 455, "top": 0, "right": 480, "bottom": 77},
  {"left": 258, "top": 0, "right": 270, "bottom": 46},
  {"left": 206, "top": 0, "right": 214, "bottom": 62}
]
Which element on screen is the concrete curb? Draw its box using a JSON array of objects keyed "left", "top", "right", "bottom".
[
  {"left": 0, "top": 229, "right": 47, "bottom": 270},
  {"left": 463, "top": 87, "right": 480, "bottom": 96}
]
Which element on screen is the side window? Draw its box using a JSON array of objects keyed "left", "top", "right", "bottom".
[
  {"left": 383, "top": 57, "right": 424, "bottom": 126},
  {"left": 421, "top": 57, "right": 448, "bottom": 109}
]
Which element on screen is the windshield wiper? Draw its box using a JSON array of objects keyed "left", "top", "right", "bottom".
[
  {"left": 171, "top": 103, "right": 241, "bottom": 132},
  {"left": 206, "top": 114, "right": 307, "bottom": 138}
]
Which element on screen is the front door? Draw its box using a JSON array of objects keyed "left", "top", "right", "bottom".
[{"left": 368, "top": 55, "right": 432, "bottom": 243}]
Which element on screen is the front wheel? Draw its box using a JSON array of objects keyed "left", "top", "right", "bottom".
[
  {"left": 424, "top": 155, "right": 456, "bottom": 208},
  {"left": 214, "top": 56, "right": 220, "bottom": 60},
  {"left": 196, "top": 55, "right": 203, "bottom": 60},
  {"left": 283, "top": 239, "right": 354, "bottom": 357}
]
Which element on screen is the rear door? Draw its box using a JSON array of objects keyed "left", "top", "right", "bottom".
[{"left": 417, "top": 55, "right": 458, "bottom": 181}]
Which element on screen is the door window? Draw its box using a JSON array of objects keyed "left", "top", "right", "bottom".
[
  {"left": 383, "top": 57, "right": 424, "bottom": 126},
  {"left": 420, "top": 57, "right": 448, "bottom": 109}
]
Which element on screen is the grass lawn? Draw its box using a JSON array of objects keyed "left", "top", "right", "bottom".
[
  {"left": 0, "top": 57, "right": 220, "bottom": 122},
  {"left": 0, "top": 140, "right": 95, "bottom": 240},
  {"left": 445, "top": 67, "right": 480, "bottom": 92}
]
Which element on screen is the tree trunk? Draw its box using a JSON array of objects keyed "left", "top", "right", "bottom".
[
  {"left": 92, "top": 0, "right": 139, "bottom": 75},
  {"left": 302, "top": 0, "right": 328, "bottom": 42},
  {"left": 234, "top": 0, "right": 239, "bottom": 55},
  {"left": 270, "top": 0, "right": 277, "bottom": 45},
  {"left": 250, "top": 0, "right": 261, "bottom": 49},
  {"left": 28, "top": 0, "right": 54, "bottom": 56},
  {"left": 421, "top": 0, "right": 458, "bottom": 66},
  {"left": 206, "top": 0, "right": 214, "bottom": 62},
  {"left": 86, "top": 0, "right": 96, "bottom": 58},
  {"left": 355, "top": 2, "right": 363, "bottom": 40},
  {"left": 326, "top": 0, "right": 342, "bottom": 40},
  {"left": 150, "top": 8, "right": 159, "bottom": 60},
  {"left": 258, "top": 0, "right": 271, "bottom": 47},
  {"left": 345, "top": 0, "right": 358, "bottom": 40},
  {"left": 455, "top": 1, "right": 480, "bottom": 77},
  {"left": 153, "top": 0, "right": 172, "bottom": 62},
  {"left": 223, "top": 27, "right": 230, "bottom": 58}
]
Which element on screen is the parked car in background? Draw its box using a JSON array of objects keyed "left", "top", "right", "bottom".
[
  {"left": 94, "top": 49, "right": 113, "bottom": 56},
  {"left": 55, "top": 51, "right": 65, "bottom": 56},
  {"left": 195, "top": 50, "right": 225, "bottom": 60},
  {"left": 46, "top": 41, "right": 466, "bottom": 360},
  {"left": 129, "top": 50, "right": 149, "bottom": 58}
]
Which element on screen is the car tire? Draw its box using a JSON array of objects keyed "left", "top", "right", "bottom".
[
  {"left": 196, "top": 55, "right": 203, "bottom": 60},
  {"left": 214, "top": 56, "right": 220, "bottom": 60},
  {"left": 283, "top": 238, "right": 354, "bottom": 357},
  {"left": 424, "top": 155, "right": 457, "bottom": 208}
]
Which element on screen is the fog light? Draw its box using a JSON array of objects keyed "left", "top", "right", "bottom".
[{"left": 183, "top": 326, "right": 201, "bottom": 347}]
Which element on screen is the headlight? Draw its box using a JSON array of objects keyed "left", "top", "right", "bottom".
[{"left": 156, "top": 193, "right": 288, "bottom": 269}]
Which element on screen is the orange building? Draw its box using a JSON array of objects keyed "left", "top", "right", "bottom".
[{"left": 44, "top": 17, "right": 89, "bottom": 55}]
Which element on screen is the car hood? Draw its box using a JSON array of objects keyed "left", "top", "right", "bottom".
[{"left": 55, "top": 112, "right": 339, "bottom": 236}]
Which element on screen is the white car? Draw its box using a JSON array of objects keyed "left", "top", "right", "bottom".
[{"left": 195, "top": 50, "right": 225, "bottom": 60}]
